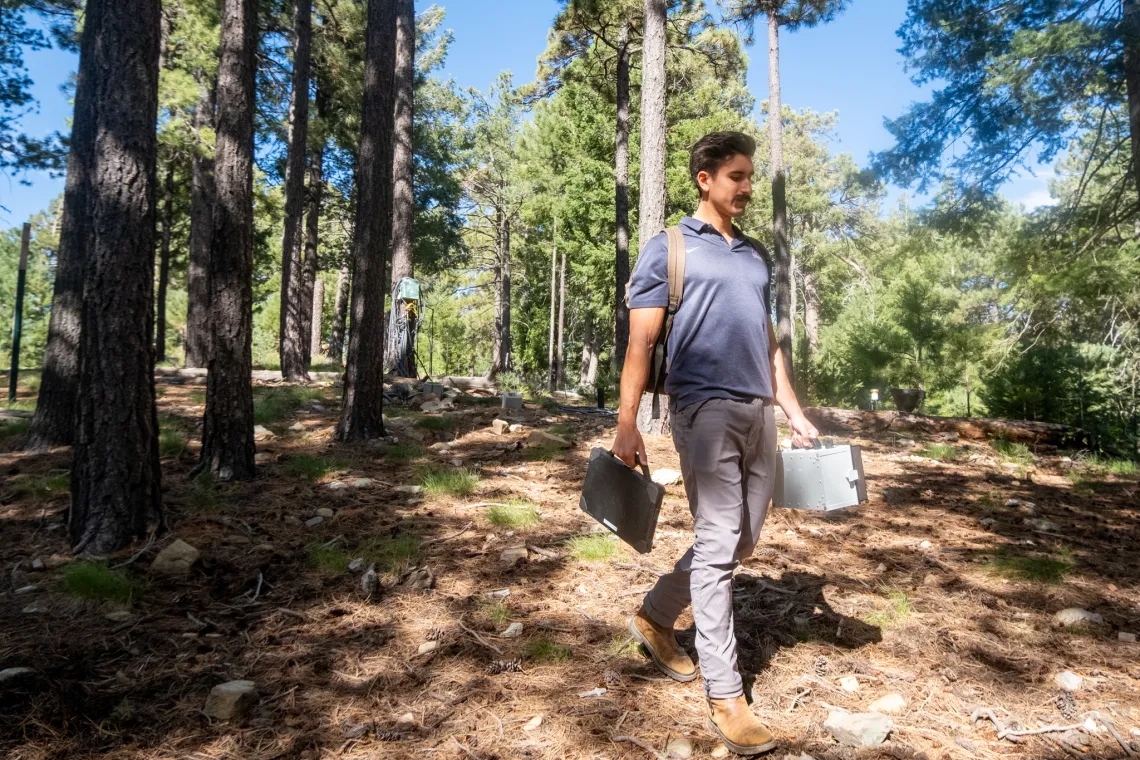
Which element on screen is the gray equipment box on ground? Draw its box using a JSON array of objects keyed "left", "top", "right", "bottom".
[{"left": 774, "top": 442, "right": 867, "bottom": 511}]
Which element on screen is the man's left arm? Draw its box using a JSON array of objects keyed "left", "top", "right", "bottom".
[{"left": 768, "top": 320, "right": 819, "bottom": 447}]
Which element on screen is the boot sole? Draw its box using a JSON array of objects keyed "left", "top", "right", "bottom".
[
  {"left": 627, "top": 616, "right": 698, "bottom": 683},
  {"left": 705, "top": 715, "right": 778, "bottom": 756}
]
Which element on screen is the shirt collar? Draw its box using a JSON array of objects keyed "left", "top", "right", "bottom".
[{"left": 679, "top": 216, "right": 750, "bottom": 247}]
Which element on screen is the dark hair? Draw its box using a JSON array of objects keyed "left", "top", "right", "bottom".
[{"left": 689, "top": 131, "right": 756, "bottom": 190}]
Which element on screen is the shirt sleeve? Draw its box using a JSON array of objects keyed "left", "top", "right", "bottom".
[{"left": 627, "top": 232, "right": 670, "bottom": 309}]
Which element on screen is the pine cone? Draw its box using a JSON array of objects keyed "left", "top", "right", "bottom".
[
  {"left": 425, "top": 626, "right": 445, "bottom": 641},
  {"left": 814, "top": 655, "right": 829, "bottom": 677},
  {"left": 1055, "top": 690, "right": 1077, "bottom": 719},
  {"left": 486, "top": 658, "right": 523, "bottom": 675}
]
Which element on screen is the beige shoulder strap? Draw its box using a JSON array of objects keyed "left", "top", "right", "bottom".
[{"left": 665, "top": 226, "right": 685, "bottom": 313}]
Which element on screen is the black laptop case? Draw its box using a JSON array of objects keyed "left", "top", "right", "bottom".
[{"left": 579, "top": 447, "right": 665, "bottom": 554}]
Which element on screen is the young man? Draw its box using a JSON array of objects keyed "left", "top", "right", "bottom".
[{"left": 612, "top": 131, "right": 818, "bottom": 755}]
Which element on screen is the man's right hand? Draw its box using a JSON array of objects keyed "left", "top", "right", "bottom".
[{"left": 611, "top": 421, "right": 647, "bottom": 469}]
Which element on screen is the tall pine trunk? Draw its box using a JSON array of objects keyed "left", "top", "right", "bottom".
[
  {"left": 28, "top": 0, "right": 100, "bottom": 450},
  {"left": 329, "top": 259, "right": 349, "bottom": 361},
  {"left": 579, "top": 314, "right": 598, "bottom": 388},
  {"left": 70, "top": 0, "right": 163, "bottom": 554},
  {"left": 300, "top": 118, "right": 324, "bottom": 365},
  {"left": 557, "top": 249, "right": 566, "bottom": 389},
  {"left": 803, "top": 267, "right": 820, "bottom": 355},
  {"left": 386, "top": 0, "right": 416, "bottom": 375},
  {"left": 501, "top": 215, "right": 512, "bottom": 373},
  {"left": 184, "top": 78, "right": 215, "bottom": 368},
  {"left": 197, "top": 0, "right": 258, "bottom": 481},
  {"left": 768, "top": 14, "right": 794, "bottom": 385},
  {"left": 613, "top": 22, "right": 631, "bottom": 369},
  {"left": 338, "top": 0, "right": 397, "bottom": 442},
  {"left": 1124, "top": 0, "right": 1140, "bottom": 205},
  {"left": 490, "top": 208, "right": 503, "bottom": 376},
  {"left": 547, "top": 216, "right": 557, "bottom": 390},
  {"left": 279, "top": 0, "right": 312, "bottom": 381},
  {"left": 638, "top": 0, "right": 667, "bottom": 249},
  {"left": 310, "top": 277, "right": 324, "bottom": 357},
  {"left": 156, "top": 161, "right": 174, "bottom": 363}
]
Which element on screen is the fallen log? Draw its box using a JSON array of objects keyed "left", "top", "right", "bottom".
[
  {"left": 802, "top": 406, "right": 1083, "bottom": 448},
  {"left": 437, "top": 375, "right": 498, "bottom": 392}
]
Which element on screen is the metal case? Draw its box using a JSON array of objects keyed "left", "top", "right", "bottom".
[{"left": 774, "top": 443, "right": 867, "bottom": 511}]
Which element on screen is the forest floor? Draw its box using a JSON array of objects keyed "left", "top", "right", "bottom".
[{"left": 2, "top": 375, "right": 1139, "bottom": 760}]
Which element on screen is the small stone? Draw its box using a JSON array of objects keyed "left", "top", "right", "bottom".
[
  {"left": 918, "top": 540, "right": 933, "bottom": 550},
  {"left": 783, "top": 754, "right": 817, "bottom": 760},
  {"left": 487, "top": 588, "right": 511, "bottom": 599},
  {"left": 394, "top": 485, "right": 423, "bottom": 494},
  {"left": 326, "top": 481, "right": 348, "bottom": 491},
  {"left": 315, "top": 507, "right": 334, "bottom": 518},
  {"left": 105, "top": 610, "right": 133, "bottom": 623},
  {"left": 523, "top": 714, "right": 543, "bottom": 731},
  {"left": 979, "top": 517, "right": 997, "bottom": 527},
  {"left": 922, "top": 573, "right": 941, "bottom": 587},
  {"left": 868, "top": 693, "right": 907, "bottom": 715},
  {"left": 578, "top": 687, "right": 606, "bottom": 698},
  {"left": 253, "top": 543, "right": 274, "bottom": 552},
  {"left": 1054, "top": 671, "right": 1084, "bottom": 691},
  {"left": 254, "top": 452, "right": 273, "bottom": 464},
  {"left": 665, "top": 736, "right": 693, "bottom": 759},
  {"left": 651, "top": 468, "right": 682, "bottom": 486},
  {"left": 1118, "top": 632, "right": 1137, "bottom": 643},
  {"left": 14, "top": 585, "right": 36, "bottom": 594},
  {"left": 491, "top": 419, "right": 510, "bottom": 435},
  {"left": 304, "top": 516, "right": 324, "bottom": 527},
  {"left": 451, "top": 458, "right": 465, "bottom": 467},
  {"left": 224, "top": 534, "right": 251, "bottom": 545},
  {"left": 710, "top": 746, "right": 730, "bottom": 759},
  {"left": 151, "top": 539, "right": 200, "bottom": 575},
  {"left": 22, "top": 604, "right": 42, "bottom": 614},
  {"left": 526, "top": 430, "right": 571, "bottom": 449},
  {"left": 396, "top": 711, "right": 417, "bottom": 726},
  {"left": 311, "top": 403, "right": 325, "bottom": 411},
  {"left": 253, "top": 425, "right": 275, "bottom": 441},
  {"left": 1005, "top": 498, "right": 1020, "bottom": 507},
  {"left": 30, "top": 559, "right": 44, "bottom": 571},
  {"left": 1083, "top": 717, "right": 1100, "bottom": 733},
  {"left": 353, "top": 478, "right": 372, "bottom": 488},
  {"left": 284, "top": 515, "right": 302, "bottom": 527},
  {"left": 838, "top": 675, "right": 860, "bottom": 692},
  {"left": 509, "top": 423, "right": 525, "bottom": 433},
  {"left": 874, "top": 563, "right": 886, "bottom": 573},
  {"left": 899, "top": 439, "right": 917, "bottom": 447},
  {"left": 824, "top": 711, "right": 893, "bottom": 747},
  {"left": 0, "top": 667, "right": 35, "bottom": 687},
  {"left": 204, "top": 680, "right": 258, "bottom": 721},
  {"left": 499, "top": 622, "right": 524, "bottom": 638},
  {"left": 955, "top": 738, "right": 978, "bottom": 752},
  {"left": 420, "top": 401, "right": 444, "bottom": 412},
  {"left": 500, "top": 546, "right": 528, "bottom": 565},
  {"left": 347, "top": 558, "right": 365, "bottom": 573},
  {"left": 418, "top": 640, "right": 439, "bottom": 655},
  {"left": 289, "top": 421, "right": 305, "bottom": 432},
  {"left": 1027, "top": 518, "right": 1060, "bottom": 532},
  {"left": 1054, "top": 608, "right": 1104, "bottom": 627}
]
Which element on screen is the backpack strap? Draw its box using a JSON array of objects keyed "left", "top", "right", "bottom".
[{"left": 652, "top": 226, "right": 686, "bottom": 420}]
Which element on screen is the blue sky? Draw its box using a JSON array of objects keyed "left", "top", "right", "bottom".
[{"left": 0, "top": 0, "right": 1053, "bottom": 228}]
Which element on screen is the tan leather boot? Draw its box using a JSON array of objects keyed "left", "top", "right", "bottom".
[
  {"left": 706, "top": 695, "right": 777, "bottom": 755},
  {"left": 627, "top": 607, "right": 697, "bottom": 682}
]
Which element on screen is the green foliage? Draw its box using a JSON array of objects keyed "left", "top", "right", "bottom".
[
  {"left": 567, "top": 534, "right": 617, "bottom": 561},
  {"left": 989, "top": 549, "right": 1072, "bottom": 584},
  {"left": 307, "top": 542, "right": 350, "bottom": 574},
  {"left": 284, "top": 455, "right": 347, "bottom": 480},
  {"left": 419, "top": 466, "right": 480, "bottom": 497},
  {"left": 12, "top": 470, "right": 69, "bottom": 500},
  {"left": 479, "top": 598, "right": 512, "bottom": 626},
  {"left": 415, "top": 415, "right": 457, "bottom": 431},
  {"left": 991, "top": 439, "right": 1032, "bottom": 466},
  {"left": 382, "top": 444, "right": 424, "bottom": 462},
  {"left": 523, "top": 637, "right": 572, "bottom": 663},
  {"left": 253, "top": 386, "right": 328, "bottom": 425},
  {"left": 61, "top": 563, "right": 140, "bottom": 604},
  {"left": 862, "top": 585, "right": 912, "bottom": 629},
  {"left": 358, "top": 534, "right": 421, "bottom": 573},
  {"left": 0, "top": 417, "right": 30, "bottom": 440},
  {"left": 487, "top": 502, "right": 541, "bottom": 529},
  {"left": 918, "top": 443, "right": 959, "bottom": 461}
]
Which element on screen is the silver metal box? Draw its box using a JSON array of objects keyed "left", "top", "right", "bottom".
[
  {"left": 501, "top": 392, "right": 523, "bottom": 409},
  {"left": 773, "top": 443, "right": 867, "bottom": 511}
]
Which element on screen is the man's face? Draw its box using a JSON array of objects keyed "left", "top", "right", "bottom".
[{"left": 697, "top": 153, "right": 754, "bottom": 218}]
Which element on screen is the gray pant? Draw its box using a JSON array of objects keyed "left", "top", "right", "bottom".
[{"left": 643, "top": 397, "right": 777, "bottom": 699}]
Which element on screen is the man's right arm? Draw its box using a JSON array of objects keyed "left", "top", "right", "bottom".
[{"left": 612, "top": 306, "right": 665, "bottom": 468}]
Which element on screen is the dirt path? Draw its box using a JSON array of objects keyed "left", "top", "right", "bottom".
[{"left": 2, "top": 381, "right": 1138, "bottom": 759}]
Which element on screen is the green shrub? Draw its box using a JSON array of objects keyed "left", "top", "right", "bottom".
[
  {"left": 567, "top": 534, "right": 617, "bottom": 561},
  {"left": 419, "top": 466, "right": 480, "bottom": 497},
  {"left": 488, "top": 502, "right": 540, "bottom": 529},
  {"left": 359, "top": 534, "right": 421, "bottom": 572},
  {"left": 307, "top": 542, "right": 350, "bottom": 574},
  {"left": 285, "top": 455, "right": 347, "bottom": 480},
  {"left": 13, "top": 471, "right": 69, "bottom": 500},
  {"left": 524, "top": 637, "right": 572, "bottom": 663},
  {"left": 989, "top": 548, "right": 1072, "bottom": 584},
  {"left": 991, "top": 438, "right": 1033, "bottom": 465},
  {"left": 253, "top": 386, "right": 328, "bottom": 425},
  {"left": 62, "top": 562, "right": 139, "bottom": 604},
  {"left": 382, "top": 443, "right": 424, "bottom": 462},
  {"left": 918, "top": 443, "right": 959, "bottom": 461},
  {"left": 416, "top": 416, "right": 457, "bottom": 431}
]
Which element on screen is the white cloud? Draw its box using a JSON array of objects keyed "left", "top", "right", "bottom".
[{"left": 1019, "top": 189, "right": 1057, "bottom": 210}]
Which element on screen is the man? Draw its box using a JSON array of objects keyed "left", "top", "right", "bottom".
[{"left": 612, "top": 131, "right": 818, "bottom": 755}]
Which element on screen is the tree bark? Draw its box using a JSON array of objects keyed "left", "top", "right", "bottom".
[
  {"left": 1124, "top": 0, "right": 1140, "bottom": 205},
  {"left": 28, "top": 0, "right": 100, "bottom": 450},
  {"left": 768, "top": 14, "right": 794, "bottom": 386},
  {"left": 70, "top": 0, "right": 163, "bottom": 555},
  {"left": 501, "top": 215, "right": 512, "bottom": 373},
  {"left": 278, "top": 0, "right": 312, "bottom": 381},
  {"left": 156, "top": 161, "right": 174, "bottom": 363},
  {"left": 490, "top": 208, "right": 503, "bottom": 376},
  {"left": 638, "top": 0, "right": 668, "bottom": 250},
  {"left": 329, "top": 258, "right": 349, "bottom": 361},
  {"left": 614, "top": 21, "right": 631, "bottom": 370},
  {"left": 184, "top": 78, "right": 216, "bottom": 368},
  {"left": 385, "top": 0, "right": 416, "bottom": 376},
  {"left": 337, "top": 0, "right": 397, "bottom": 442},
  {"left": 557, "top": 249, "right": 567, "bottom": 389},
  {"left": 548, "top": 215, "right": 557, "bottom": 390},
  {"left": 300, "top": 107, "right": 324, "bottom": 365},
  {"left": 803, "top": 266, "right": 820, "bottom": 356},
  {"left": 579, "top": 314, "right": 598, "bottom": 388},
  {"left": 310, "top": 276, "right": 324, "bottom": 358},
  {"left": 197, "top": 0, "right": 258, "bottom": 481}
]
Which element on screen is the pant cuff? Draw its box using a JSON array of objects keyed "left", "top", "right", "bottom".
[
  {"left": 641, "top": 594, "right": 676, "bottom": 629},
  {"left": 706, "top": 685, "right": 745, "bottom": 700}
]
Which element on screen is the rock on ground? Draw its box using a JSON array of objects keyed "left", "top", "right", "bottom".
[
  {"left": 1055, "top": 671, "right": 1084, "bottom": 691},
  {"left": 1054, "top": 608, "right": 1104, "bottom": 626},
  {"left": 491, "top": 419, "right": 510, "bottom": 435},
  {"left": 150, "top": 539, "right": 200, "bottom": 575},
  {"left": 0, "top": 667, "right": 35, "bottom": 687},
  {"left": 253, "top": 425, "right": 275, "bottom": 441},
  {"left": 204, "top": 680, "right": 258, "bottom": 721},
  {"left": 527, "top": 430, "right": 571, "bottom": 449},
  {"left": 824, "top": 711, "right": 893, "bottom": 747},
  {"left": 651, "top": 468, "right": 682, "bottom": 486},
  {"left": 665, "top": 736, "right": 692, "bottom": 759},
  {"left": 868, "top": 693, "right": 907, "bottom": 715}
]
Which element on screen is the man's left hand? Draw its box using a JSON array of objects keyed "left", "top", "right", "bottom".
[{"left": 789, "top": 413, "right": 819, "bottom": 448}]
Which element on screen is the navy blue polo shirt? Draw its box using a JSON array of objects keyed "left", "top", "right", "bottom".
[{"left": 626, "top": 216, "right": 774, "bottom": 411}]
